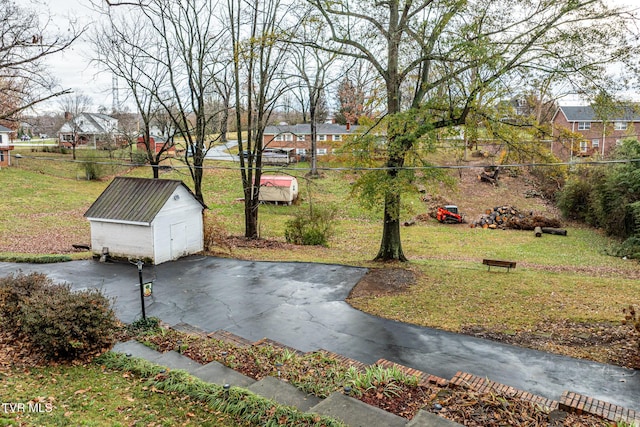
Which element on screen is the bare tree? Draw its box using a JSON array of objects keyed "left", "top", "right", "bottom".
[
  {"left": 58, "top": 93, "right": 93, "bottom": 160},
  {"left": 227, "top": 0, "right": 292, "bottom": 238},
  {"left": 0, "top": 0, "right": 85, "bottom": 122},
  {"left": 92, "top": 12, "right": 175, "bottom": 178},
  {"left": 290, "top": 16, "right": 338, "bottom": 176},
  {"left": 308, "top": 0, "right": 640, "bottom": 261}
]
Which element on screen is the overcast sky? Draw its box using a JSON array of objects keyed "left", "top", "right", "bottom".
[
  {"left": 41, "top": 0, "right": 640, "bottom": 113},
  {"left": 42, "top": 0, "right": 112, "bottom": 112}
]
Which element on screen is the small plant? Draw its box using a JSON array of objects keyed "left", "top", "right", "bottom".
[
  {"left": 622, "top": 305, "right": 640, "bottom": 349},
  {"left": 78, "top": 150, "right": 105, "bottom": 180},
  {"left": 127, "top": 316, "right": 162, "bottom": 335},
  {"left": 344, "top": 364, "right": 419, "bottom": 397},
  {"left": 284, "top": 205, "right": 337, "bottom": 246}
]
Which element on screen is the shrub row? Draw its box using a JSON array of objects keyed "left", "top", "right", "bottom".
[{"left": 0, "top": 272, "right": 118, "bottom": 361}]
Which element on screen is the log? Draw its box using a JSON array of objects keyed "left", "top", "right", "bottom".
[
  {"left": 534, "top": 226, "right": 542, "bottom": 237},
  {"left": 542, "top": 227, "right": 567, "bottom": 236}
]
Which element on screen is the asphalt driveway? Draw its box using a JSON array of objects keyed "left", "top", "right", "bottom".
[{"left": 1, "top": 256, "right": 638, "bottom": 412}]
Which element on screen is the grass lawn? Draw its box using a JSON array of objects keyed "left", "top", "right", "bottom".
[
  {"left": 0, "top": 362, "right": 249, "bottom": 426},
  {"left": 1, "top": 148, "right": 639, "bottom": 339}
]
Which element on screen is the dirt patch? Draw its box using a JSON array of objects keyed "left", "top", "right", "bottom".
[{"left": 347, "top": 267, "right": 417, "bottom": 299}]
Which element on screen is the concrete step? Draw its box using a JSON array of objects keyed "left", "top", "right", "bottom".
[
  {"left": 153, "top": 350, "right": 203, "bottom": 374},
  {"left": 309, "top": 392, "right": 406, "bottom": 427},
  {"left": 112, "top": 340, "right": 164, "bottom": 362},
  {"left": 248, "top": 376, "right": 321, "bottom": 412},
  {"left": 406, "top": 409, "right": 463, "bottom": 426},
  {"left": 190, "top": 360, "right": 256, "bottom": 388}
]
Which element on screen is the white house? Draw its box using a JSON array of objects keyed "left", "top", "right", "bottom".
[
  {"left": 84, "top": 177, "right": 206, "bottom": 264},
  {"left": 58, "top": 112, "right": 120, "bottom": 148},
  {"left": 0, "top": 125, "right": 13, "bottom": 167}
]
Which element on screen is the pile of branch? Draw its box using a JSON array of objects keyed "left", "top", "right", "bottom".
[
  {"left": 478, "top": 166, "right": 500, "bottom": 185},
  {"left": 506, "top": 216, "right": 562, "bottom": 231},
  {"left": 420, "top": 194, "right": 451, "bottom": 219}
]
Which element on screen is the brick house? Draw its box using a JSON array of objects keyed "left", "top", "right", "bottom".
[
  {"left": 0, "top": 125, "right": 14, "bottom": 167},
  {"left": 262, "top": 123, "right": 357, "bottom": 159},
  {"left": 551, "top": 105, "right": 640, "bottom": 159}
]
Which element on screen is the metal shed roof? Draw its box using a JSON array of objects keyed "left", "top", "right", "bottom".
[
  {"left": 0, "top": 125, "right": 12, "bottom": 133},
  {"left": 84, "top": 177, "right": 205, "bottom": 224}
]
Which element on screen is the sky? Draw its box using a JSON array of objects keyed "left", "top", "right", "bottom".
[
  {"left": 40, "top": 0, "right": 640, "bottom": 114},
  {"left": 41, "top": 0, "right": 113, "bottom": 112}
]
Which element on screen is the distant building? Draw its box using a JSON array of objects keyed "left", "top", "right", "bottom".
[
  {"left": 58, "top": 112, "right": 121, "bottom": 148},
  {"left": 262, "top": 123, "right": 358, "bottom": 159},
  {"left": 0, "top": 125, "right": 14, "bottom": 167},
  {"left": 551, "top": 105, "right": 640, "bottom": 159}
]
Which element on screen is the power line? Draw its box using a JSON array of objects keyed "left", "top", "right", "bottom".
[{"left": 10, "top": 152, "right": 640, "bottom": 173}]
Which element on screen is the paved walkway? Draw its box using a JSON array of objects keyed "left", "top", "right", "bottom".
[{"left": 1, "top": 256, "right": 638, "bottom": 412}]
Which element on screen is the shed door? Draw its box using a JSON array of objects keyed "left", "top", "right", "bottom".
[{"left": 170, "top": 222, "right": 188, "bottom": 259}]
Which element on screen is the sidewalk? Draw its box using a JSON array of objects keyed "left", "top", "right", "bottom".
[{"left": 1, "top": 256, "right": 638, "bottom": 413}]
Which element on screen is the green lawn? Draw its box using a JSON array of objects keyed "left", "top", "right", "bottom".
[
  {"left": 0, "top": 362, "right": 249, "bottom": 427},
  {"left": 1, "top": 148, "right": 639, "bottom": 334}
]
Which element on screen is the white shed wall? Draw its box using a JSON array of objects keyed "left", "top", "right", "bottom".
[
  {"left": 152, "top": 186, "right": 204, "bottom": 264},
  {"left": 89, "top": 221, "right": 154, "bottom": 259}
]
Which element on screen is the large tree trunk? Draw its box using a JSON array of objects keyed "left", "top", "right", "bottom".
[
  {"left": 245, "top": 195, "right": 259, "bottom": 238},
  {"left": 375, "top": 191, "right": 407, "bottom": 261}
]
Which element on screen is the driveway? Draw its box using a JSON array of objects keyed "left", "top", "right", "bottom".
[{"left": 1, "top": 256, "right": 638, "bottom": 412}]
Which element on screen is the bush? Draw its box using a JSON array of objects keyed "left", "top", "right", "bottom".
[
  {"left": 284, "top": 205, "right": 337, "bottom": 246},
  {"left": 605, "top": 236, "right": 640, "bottom": 260},
  {"left": 79, "top": 151, "right": 105, "bottom": 180},
  {"left": 0, "top": 272, "right": 117, "bottom": 361},
  {"left": 557, "top": 178, "right": 594, "bottom": 222},
  {"left": 0, "top": 272, "right": 49, "bottom": 334}
]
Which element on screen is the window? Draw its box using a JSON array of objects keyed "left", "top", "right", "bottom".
[
  {"left": 316, "top": 148, "right": 328, "bottom": 155},
  {"left": 284, "top": 133, "right": 293, "bottom": 141},
  {"left": 275, "top": 134, "right": 283, "bottom": 141},
  {"left": 0, "top": 151, "right": 4, "bottom": 162},
  {"left": 317, "top": 135, "right": 326, "bottom": 141},
  {"left": 297, "top": 135, "right": 305, "bottom": 141},
  {"left": 333, "top": 134, "right": 342, "bottom": 141},
  {"left": 296, "top": 148, "right": 306, "bottom": 154},
  {"left": 580, "top": 141, "right": 588, "bottom": 152},
  {"left": 614, "top": 121, "right": 627, "bottom": 131},
  {"left": 577, "top": 122, "right": 591, "bottom": 130},
  {"left": 591, "top": 139, "right": 599, "bottom": 148}
]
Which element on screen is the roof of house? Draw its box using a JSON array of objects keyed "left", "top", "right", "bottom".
[
  {"left": 0, "top": 125, "right": 12, "bottom": 133},
  {"left": 59, "top": 112, "right": 118, "bottom": 135},
  {"left": 260, "top": 175, "right": 297, "bottom": 187},
  {"left": 558, "top": 105, "right": 640, "bottom": 122},
  {"left": 263, "top": 123, "right": 358, "bottom": 136},
  {"left": 84, "top": 177, "right": 205, "bottom": 224}
]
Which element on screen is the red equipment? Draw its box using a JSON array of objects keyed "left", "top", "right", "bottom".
[{"left": 437, "top": 205, "right": 464, "bottom": 224}]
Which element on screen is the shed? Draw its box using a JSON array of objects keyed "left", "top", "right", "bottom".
[
  {"left": 84, "top": 177, "right": 206, "bottom": 264},
  {"left": 0, "top": 125, "right": 14, "bottom": 167},
  {"left": 259, "top": 175, "right": 298, "bottom": 205}
]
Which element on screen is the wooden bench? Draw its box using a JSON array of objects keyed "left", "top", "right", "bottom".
[{"left": 482, "top": 259, "right": 516, "bottom": 272}]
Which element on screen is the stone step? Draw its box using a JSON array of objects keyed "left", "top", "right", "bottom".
[
  {"left": 190, "top": 361, "right": 256, "bottom": 388},
  {"left": 248, "top": 376, "right": 321, "bottom": 412},
  {"left": 406, "top": 410, "right": 464, "bottom": 426},
  {"left": 153, "top": 350, "right": 202, "bottom": 374},
  {"left": 309, "top": 391, "right": 406, "bottom": 427},
  {"left": 112, "top": 340, "right": 164, "bottom": 362}
]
